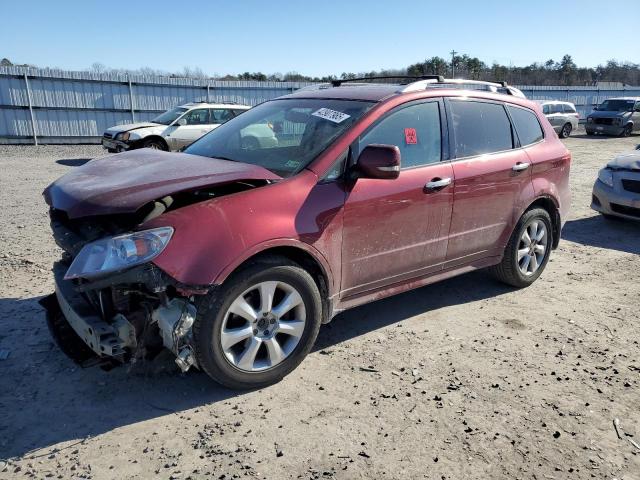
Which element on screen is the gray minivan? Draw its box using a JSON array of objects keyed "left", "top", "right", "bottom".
[
  {"left": 586, "top": 97, "right": 640, "bottom": 137},
  {"left": 538, "top": 101, "right": 579, "bottom": 138}
]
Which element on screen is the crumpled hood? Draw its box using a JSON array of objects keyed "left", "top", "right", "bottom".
[
  {"left": 43, "top": 149, "right": 281, "bottom": 218},
  {"left": 105, "top": 122, "right": 159, "bottom": 133},
  {"left": 607, "top": 152, "right": 640, "bottom": 171}
]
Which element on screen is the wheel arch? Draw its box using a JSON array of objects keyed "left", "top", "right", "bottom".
[
  {"left": 523, "top": 196, "right": 561, "bottom": 249},
  {"left": 215, "top": 243, "right": 335, "bottom": 323},
  {"left": 136, "top": 135, "right": 169, "bottom": 150}
]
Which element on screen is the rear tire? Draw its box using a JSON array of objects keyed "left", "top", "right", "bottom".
[
  {"left": 559, "top": 123, "right": 572, "bottom": 138},
  {"left": 490, "top": 208, "right": 553, "bottom": 288},
  {"left": 193, "top": 257, "right": 322, "bottom": 389}
]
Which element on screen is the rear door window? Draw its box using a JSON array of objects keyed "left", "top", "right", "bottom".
[
  {"left": 210, "top": 109, "right": 235, "bottom": 124},
  {"left": 358, "top": 101, "right": 442, "bottom": 169},
  {"left": 550, "top": 104, "right": 563, "bottom": 114},
  {"left": 507, "top": 106, "right": 544, "bottom": 146},
  {"left": 182, "top": 108, "right": 210, "bottom": 125},
  {"left": 449, "top": 100, "right": 514, "bottom": 158}
]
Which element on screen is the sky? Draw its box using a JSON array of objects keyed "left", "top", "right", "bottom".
[{"left": 2, "top": 0, "right": 639, "bottom": 77}]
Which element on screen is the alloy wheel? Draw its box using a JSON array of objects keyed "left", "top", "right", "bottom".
[
  {"left": 220, "top": 281, "right": 306, "bottom": 372},
  {"left": 517, "top": 219, "right": 548, "bottom": 276}
]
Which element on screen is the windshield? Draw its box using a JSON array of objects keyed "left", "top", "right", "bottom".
[
  {"left": 184, "top": 99, "right": 374, "bottom": 177},
  {"left": 597, "top": 100, "right": 634, "bottom": 112},
  {"left": 152, "top": 107, "right": 188, "bottom": 125}
]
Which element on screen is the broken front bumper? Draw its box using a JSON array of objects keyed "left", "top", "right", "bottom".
[
  {"left": 53, "top": 262, "right": 136, "bottom": 359},
  {"left": 48, "top": 261, "right": 199, "bottom": 371},
  {"left": 101, "top": 137, "right": 131, "bottom": 151}
]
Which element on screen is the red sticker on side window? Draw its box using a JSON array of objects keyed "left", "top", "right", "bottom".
[{"left": 404, "top": 128, "right": 418, "bottom": 144}]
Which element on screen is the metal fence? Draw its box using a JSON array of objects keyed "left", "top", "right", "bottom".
[
  {"left": 0, "top": 66, "right": 316, "bottom": 145},
  {"left": 1, "top": 66, "right": 639, "bottom": 144}
]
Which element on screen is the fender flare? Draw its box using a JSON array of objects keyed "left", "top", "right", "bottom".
[
  {"left": 213, "top": 238, "right": 336, "bottom": 295},
  {"left": 513, "top": 194, "right": 561, "bottom": 249}
]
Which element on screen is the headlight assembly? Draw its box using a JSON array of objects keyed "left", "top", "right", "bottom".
[
  {"left": 64, "top": 227, "right": 174, "bottom": 280},
  {"left": 587, "top": 117, "right": 593, "bottom": 123},
  {"left": 597, "top": 168, "right": 614, "bottom": 188},
  {"left": 115, "top": 131, "right": 131, "bottom": 141}
]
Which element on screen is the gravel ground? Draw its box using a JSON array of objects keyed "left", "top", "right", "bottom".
[{"left": 1, "top": 132, "right": 639, "bottom": 479}]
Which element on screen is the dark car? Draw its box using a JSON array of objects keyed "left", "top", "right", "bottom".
[
  {"left": 586, "top": 97, "right": 640, "bottom": 137},
  {"left": 41, "top": 77, "right": 571, "bottom": 389}
]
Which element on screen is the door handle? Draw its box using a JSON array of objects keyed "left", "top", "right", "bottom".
[
  {"left": 512, "top": 162, "right": 530, "bottom": 172},
  {"left": 425, "top": 177, "right": 452, "bottom": 191}
]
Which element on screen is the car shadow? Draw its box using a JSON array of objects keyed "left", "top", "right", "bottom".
[
  {"left": 0, "top": 270, "right": 512, "bottom": 459},
  {"left": 561, "top": 215, "right": 640, "bottom": 255},
  {"left": 315, "top": 270, "right": 512, "bottom": 351},
  {"left": 0, "top": 296, "right": 245, "bottom": 459},
  {"left": 55, "top": 158, "right": 92, "bottom": 167},
  {"left": 569, "top": 134, "right": 617, "bottom": 140}
]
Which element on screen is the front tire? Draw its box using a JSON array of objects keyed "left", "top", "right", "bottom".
[
  {"left": 193, "top": 257, "right": 322, "bottom": 389},
  {"left": 621, "top": 124, "right": 633, "bottom": 138},
  {"left": 490, "top": 208, "right": 553, "bottom": 288},
  {"left": 143, "top": 138, "right": 167, "bottom": 150}
]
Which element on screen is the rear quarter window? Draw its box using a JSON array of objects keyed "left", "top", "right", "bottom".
[
  {"left": 562, "top": 104, "right": 576, "bottom": 113},
  {"left": 449, "top": 100, "right": 513, "bottom": 158},
  {"left": 507, "top": 105, "right": 544, "bottom": 146}
]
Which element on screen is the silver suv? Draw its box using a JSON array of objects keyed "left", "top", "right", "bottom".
[{"left": 538, "top": 101, "right": 579, "bottom": 138}]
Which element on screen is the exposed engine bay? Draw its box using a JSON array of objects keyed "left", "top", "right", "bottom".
[{"left": 41, "top": 180, "right": 268, "bottom": 372}]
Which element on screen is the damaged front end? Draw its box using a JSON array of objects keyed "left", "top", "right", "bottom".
[
  {"left": 41, "top": 205, "right": 211, "bottom": 373},
  {"left": 40, "top": 149, "right": 281, "bottom": 373},
  {"left": 42, "top": 254, "right": 203, "bottom": 373}
]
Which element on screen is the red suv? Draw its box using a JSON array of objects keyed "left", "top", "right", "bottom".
[{"left": 42, "top": 77, "right": 571, "bottom": 389}]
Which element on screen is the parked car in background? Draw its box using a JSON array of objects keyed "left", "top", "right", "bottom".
[
  {"left": 42, "top": 77, "right": 571, "bottom": 389},
  {"left": 592, "top": 148, "right": 640, "bottom": 221},
  {"left": 586, "top": 98, "right": 640, "bottom": 137},
  {"left": 101, "top": 102, "right": 252, "bottom": 152},
  {"left": 537, "top": 101, "right": 579, "bottom": 138}
]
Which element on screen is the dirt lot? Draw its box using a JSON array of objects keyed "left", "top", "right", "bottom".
[{"left": 1, "top": 132, "right": 639, "bottom": 480}]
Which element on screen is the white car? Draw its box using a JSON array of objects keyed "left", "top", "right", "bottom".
[{"left": 101, "top": 102, "right": 276, "bottom": 152}]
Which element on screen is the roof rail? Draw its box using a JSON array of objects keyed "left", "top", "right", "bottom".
[
  {"left": 400, "top": 78, "right": 525, "bottom": 97},
  {"left": 331, "top": 75, "right": 444, "bottom": 87}
]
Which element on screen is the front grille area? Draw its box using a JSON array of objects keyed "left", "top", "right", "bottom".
[
  {"left": 610, "top": 203, "right": 640, "bottom": 218},
  {"left": 621, "top": 179, "right": 640, "bottom": 194},
  {"left": 103, "top": 132, "right": 113, "bottom": 139},
  {"left": 594, "top": 118, "right": 614, "bottom": 125}
]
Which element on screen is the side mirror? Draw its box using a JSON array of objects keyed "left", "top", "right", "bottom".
[
  {"left": 175, "top": 118, "right": 187, "bottom": 126},
  {"left": 356, "top": 144, "right": 401, "bottom": 180}
]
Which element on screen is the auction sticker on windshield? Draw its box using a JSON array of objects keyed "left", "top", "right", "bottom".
[{"left": 312, "top": 108, "right": 351, "bottom": 124}]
